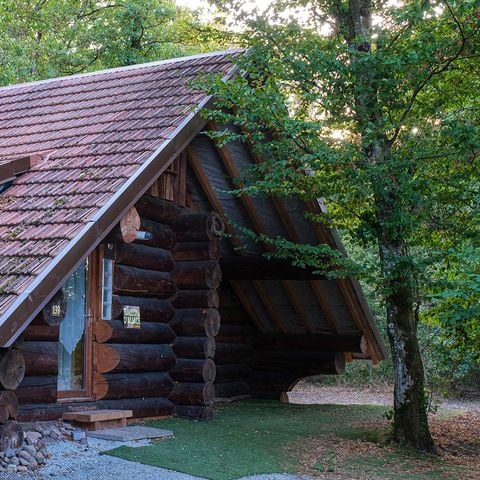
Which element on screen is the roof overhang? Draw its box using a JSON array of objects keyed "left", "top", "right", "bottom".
[{"left": 0, "top": 65, "right": 239, "bottom": 347}]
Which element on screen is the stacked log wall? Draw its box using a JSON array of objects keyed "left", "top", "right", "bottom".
[
  {"left": 18, "top": 315, "right": 59, "bottom": 408},
  {"left": 92, "top": 198, "right": 182, "bottom": 417},
  {"left": 215, "top": 285, "right": 256, "bottom": 400},
  {"left": 169, "top": 207, "right": 224, "bottom": 420},
  {"left": 215, "top": 286, "right": 351, "bottom": 401}
]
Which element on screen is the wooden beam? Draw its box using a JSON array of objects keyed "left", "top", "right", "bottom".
[
  {"left": 309, "top": 280, "right": 341, "bottom": 334},
  {"left": 186, "top": 147, "right": 265, "bottom": 332},
  {"left": 230, "top": 281, "right": 265, "bottom": 332},
  {"left": 252, "top": 281, "right": 288, "bottom": 333},
  {"left": 210, "top": 136, "right": 291, "bottom": 334},
  {"left": 280, "top": 281, "right": 316, "bottom": 333},
  {"left": 221, "top": 126, "right": 340, "bottom": 334},
  {"left": 305, "top": 199, "right": 383, "bottom": 363}
]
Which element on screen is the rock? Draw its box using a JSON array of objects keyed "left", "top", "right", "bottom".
[
  {"left": 63, "top": 423, "right": 74, "bottom": 431},
  {"left": 23, "top": 445, "right": 37, "bottom": 457},
  {"left": 41, "top": 437, "right": 57, "bottom": 446},
  {"left": 17, "top": 465, "right": 29, "bottom": 472},
  {"left": 35, "top": 452, "right": 46, "bottom": 465},
  {"left": 25, "top": 430, "right": 42, "bottom": 445},
  {"left": 19, "top": 450, "right": 37, "bottom": 466},
  {"left": 51, "top": 427, "right": 62, "bottom": 438},
  {"left": 4, "top": 448, "right": 15, "bottom": 458},
  {"left": 19, "top": 458, "right": 30, "bottom": 466},
  {"left": 8, "top": 456, "right": 19, "bottom": 465},
  {"left": 6, "top": 464, "right": 16, "bottom": 473}
]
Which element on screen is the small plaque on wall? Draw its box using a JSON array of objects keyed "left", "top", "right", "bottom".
[
  {"left": 123, "top": 306, "right": 141, "bottom": 328},
  {"left": 42, "top": 289, "right": 67, "bottom": 326}
]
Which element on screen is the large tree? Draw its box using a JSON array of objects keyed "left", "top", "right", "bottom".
[
  {"left": 0, "top": 0, "right": 226, "bottom": 84},
  {"left": 201, "top": 0, "right": 480, "bottom": 451}
]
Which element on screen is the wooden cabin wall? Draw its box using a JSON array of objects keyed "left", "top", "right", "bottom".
[
  {"left": 214, "top": 283, "right": 351, "bottom": 402},
  {"left": 215, "top": 284, "right": 256, "bottom": 400},
  {"left": 15, "top": 206, "right": 351, "bottom": 420},
  {"left": 16, "top": 179, "right": 225, "bottom": 421},
  {"left": 133, "top": 195, "right": 224, "bottom": 420},
  {"left": 17, "top": 318, "right": 60, "bottom": 419}
]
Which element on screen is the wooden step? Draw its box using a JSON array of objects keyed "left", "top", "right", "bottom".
[{"left": 63, "top": 409, "right": 133, "bottom": 431}]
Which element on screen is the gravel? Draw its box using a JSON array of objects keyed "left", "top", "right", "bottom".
[
  {"left": 0, "top": 431, "right": 312, "bottom": 480},
  {"left": 0, "top": 435, "right": 205, "bottom": 480}
]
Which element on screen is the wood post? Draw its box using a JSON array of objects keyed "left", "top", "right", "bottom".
[
  {"left": 172, "top": 239, "right": 221, "bottom": 261},
  {"left": 135, "top": 196, "right": 195, "bottom": 224},
  {"left": 253, "top": 334, "right": 365, "bottom": 353},
  {"left": 172, "top": 290, "right": 220, "bottom": 309},
  {"left": 16, "top": 376, "right": 57, "bottom": 405},
  {"left": 120, "top": 207, "right": 141, "bottom": 243},
  {"left": 93, "top": 372, "right": 174, "bottom": 400},
  {"left": 172, "top": 337, "right": 215, "bottom": 360},
  {"left": 22, "top": 341, "right": 58, "bottom": 376},
  {"left": 256, "top": 350, "right": 346, "bottom": 375},
  {"left": 171, "top": 212, "right": 224, "bottom": 241},
  {"left": 115, "top": 243, "right": 175, "bottom": 272},
  {"left": 24, "top": 324, "right": 59, "bottom": 342},
  {"left": 170, "top": 359, "right": 216, "bottom": 383},
  {"left": 168, "top": 382, "right": 215, "bottom": 406}
]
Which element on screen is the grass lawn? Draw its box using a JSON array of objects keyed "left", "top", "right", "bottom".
[{"left": 105, "top": 401, "right": 478, "bottom": 480}]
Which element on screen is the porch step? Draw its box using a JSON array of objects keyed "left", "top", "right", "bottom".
[{"left": 62, "top": 409, "right": 133, "bottom": 431}]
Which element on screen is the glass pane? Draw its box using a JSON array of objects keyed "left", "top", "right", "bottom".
[
  {"left": 57, "top": 260, "right": 87, "bottom": 392},
  {"left": 102, "top": 258, "right": 113, "bottom": 320}
]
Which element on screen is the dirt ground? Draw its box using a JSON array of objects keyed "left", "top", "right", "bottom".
[
  {"left": 289, "top": 381, "right": 480, "bottom": 412},
  {"left": 287, "top": 382, "right": 480, "bottom": 479}
]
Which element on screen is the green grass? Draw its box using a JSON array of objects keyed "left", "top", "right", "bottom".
[{"left": 105, "top": 401, "right": 471, "bottom": 480}]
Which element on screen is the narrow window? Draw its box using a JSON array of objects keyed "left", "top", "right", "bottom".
[
  {"left": 58, "top": 259, "right": 88, "bottom": 393},
  {"left": 101, "top": 257, "right": 113, "bottom": 320}
]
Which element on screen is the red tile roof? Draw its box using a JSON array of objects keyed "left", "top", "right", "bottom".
[{"left": 0, "top": 50, "right": 241, "bottom": 344}]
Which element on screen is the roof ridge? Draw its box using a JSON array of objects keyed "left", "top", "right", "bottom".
[{"left": 0, "top": 48, "right": 244, "bottom": 93}]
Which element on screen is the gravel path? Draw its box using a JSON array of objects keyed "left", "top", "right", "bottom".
[
  {"left": 0, "top": 436, "right": 312, "bottom": 480},
  {"left": 0, "top": 436, "right": 204, "bottom": 480}
]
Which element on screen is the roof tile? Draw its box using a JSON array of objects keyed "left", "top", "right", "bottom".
[{"left": 0, "top": 50, "right": 238, "bottom": 315}]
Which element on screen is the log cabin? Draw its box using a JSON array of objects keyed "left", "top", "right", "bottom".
[{"left": 0, "top": 50, "right": 386, "bottom": 428}]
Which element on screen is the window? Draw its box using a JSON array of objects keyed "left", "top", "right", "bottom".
[
  {"left": 57, "top": 259, "right": 88, "bottom": 393},
  {"left": 101, "top": 257, "right": 113, "bottom": 320}
]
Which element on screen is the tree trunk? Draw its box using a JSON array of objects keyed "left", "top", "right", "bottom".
[
  {"left": 345, "top": 0, "right": 435, "bottom": 452},
  {"left": 379, "top": 240, "right": 435, "bottom": 451}
]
